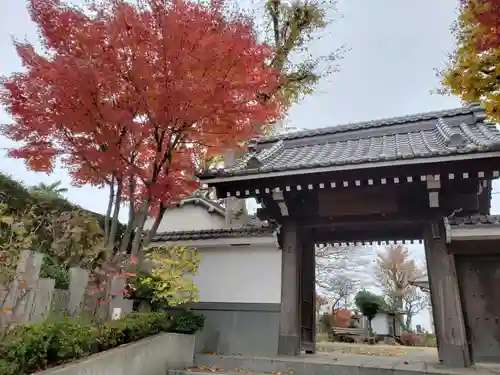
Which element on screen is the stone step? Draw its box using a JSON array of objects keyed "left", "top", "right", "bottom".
[
  {"left": 168, "top": 370, "right": 269, "bottom": 375},
  {"left": 194, "top": 353, "right": 498, "bottom": 375}
]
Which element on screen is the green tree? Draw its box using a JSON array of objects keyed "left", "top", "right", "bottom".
[
  {"left": 30, "top": 181, "right": 68, "bottom": 197},
  {"left": 259, "top": 0, "right": 342, "bottom": 133},
  {"left": 354, "top": 290, "right": 384, "bottom": 337}
]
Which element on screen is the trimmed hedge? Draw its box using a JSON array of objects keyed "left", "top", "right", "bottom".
[{"left": 0, "top": 311, "right": 204, "bottom": 375}]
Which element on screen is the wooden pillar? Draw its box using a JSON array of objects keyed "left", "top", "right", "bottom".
[
  {"left": 300, "top": 237, "right": 316, "bottom": 354},
  {"left": 423, "top": 221, "right": 470, "bottom": 367},
  {"left": 278, "top": 219, "right": 301, "bottom": 356}
]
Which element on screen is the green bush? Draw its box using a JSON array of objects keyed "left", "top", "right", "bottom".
[
  {"left": 0, "top": 311, "right": 204, "bottom": 375},
  {"left": 170, "top": 310, "right": 206, "bottom": 334}
]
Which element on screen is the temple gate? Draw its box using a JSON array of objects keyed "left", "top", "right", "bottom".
[{"left": 198, "top": 104, "right": 500, "bottom": 367}]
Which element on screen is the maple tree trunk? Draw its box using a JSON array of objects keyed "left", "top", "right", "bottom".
[
  {"left": 130, "top": 201, "right": 149, "bottom": 257},
  {"left": 103, "top": 179, "right": 115, "bottom": 245},
  {"left": 142, "top": 205, "right": 167, "bottom": 248},
  {"left": 118, "top": 199, "right": 148, "bottom": 257},
  {"left": 105, "top": 179, "right": 123, "bottom": 258}
]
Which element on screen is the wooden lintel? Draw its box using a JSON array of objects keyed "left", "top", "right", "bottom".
[
  {"left": 312, "top": 227, "right": 422, "bottom": 244},
  {"left": 301, "top": 213, "right": 431, "bottom": 229},
  {"left": 316, "top": 186, "right": 398, "bottom": 217}
]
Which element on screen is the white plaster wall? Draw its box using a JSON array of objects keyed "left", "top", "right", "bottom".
[
  {"left": 143, "top": 205, "right": 225, "bottom": 232},
  {"left": 194, "top": 245, "right": 282, "bottom": 304},
  {"left": 371, "top": 314, "right": 389, "bottom": 335}
]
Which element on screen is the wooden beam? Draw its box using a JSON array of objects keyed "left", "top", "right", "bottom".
[
  {"left": 423, "top": 221, "right": 471, "bottom": 367},
  {"left": 277, "top": 219, "right": 301, "bottom": 356},
  {"left": 316, "top": 186, "right": 398, "bottom": 217},
  {"left": 302, "top": 213, "right": 430, "bottom": 229},
  {"left": 272, "top": 190, "right": 289, "bottom": 217}
]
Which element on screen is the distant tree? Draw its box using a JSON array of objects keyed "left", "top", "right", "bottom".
[
  {"left": 354, "top": 290, "right": 384, "bottom": 337},
  {"left": 30, "top": 181, "right": 68, "bottom": 197},
  {"left": 375, "top": 245, "right": 427, "bottom": 330},
  {"left": 315, "top": 244, "right": 373, "bottom": 290},
  {"left": 319, "top": 274, "right": 358, "bottom": 310},
  {"left": 402, "top": 287, "right": 428, "bottom": 330},
  {"left": 316, "top": 294, "right": 328, "bottom": 315}
]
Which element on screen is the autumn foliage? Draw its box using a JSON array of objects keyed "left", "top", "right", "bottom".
[
  {"left": 1, "top": 0, "right": 282, "bottom": 256},
  {"left": 331, "top": 308, "right": 352, "bottom": 328},
  {"left": 441, "top": 1, "right": 500, "bottom": 124},
  {"left": 461, "top": 0, "right": 500, "bottom": 50}
]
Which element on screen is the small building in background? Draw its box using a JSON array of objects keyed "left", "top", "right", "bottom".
[{"left": 360, "top": 311, "right": 405, "bottom": 338}]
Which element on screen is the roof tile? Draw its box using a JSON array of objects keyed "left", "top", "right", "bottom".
[
  {"left": 200, "top": 106, "right": 500, "bottom": 179},
  {"left": 150, "top": 222, "right": 274, "bottom": 242},
  {"left": 448, "top": 215, "right": 500, "bottom": 227}
]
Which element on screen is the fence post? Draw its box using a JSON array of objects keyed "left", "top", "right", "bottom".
[
  {"left": 29, "top": 278, "right": 55, "bottom": 323},
  {"left": 68, "top": 267, "right": 89, "bottom": 318},
  {"left": 108, "top": 276, "right": 126, "bottom": 319},
  {"left": 1, "top": 250, "right": 43, "bottom": 327}
]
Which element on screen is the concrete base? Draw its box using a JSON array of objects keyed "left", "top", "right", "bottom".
[
  {"left": 184, "top": 302, "right": 280, "bottom": 356},
  {"left": 39, "top": 333, "right": 195, "bottom": 375},
  {"left": 193, "top": 352, "right": 500, "bottom": 375},
  {"left": 278, "top": 334, "right": 301, "bottom": 356}
]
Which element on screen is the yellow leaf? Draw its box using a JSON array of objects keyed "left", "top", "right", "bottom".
[{"left": 0, "top": 216, "right": 14, "bottom": 225}]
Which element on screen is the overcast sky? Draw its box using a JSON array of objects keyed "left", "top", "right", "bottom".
[{"left": 1, "top": 0, "right": 497, "bottom": 331}]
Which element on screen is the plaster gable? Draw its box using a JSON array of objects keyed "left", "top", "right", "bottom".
[{"left": 144, "top": 204, "right": 225, "bottom": 232}]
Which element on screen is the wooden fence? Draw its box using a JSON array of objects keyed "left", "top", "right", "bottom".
[{"left": 0, "top": 250, "right": 134, "bottom": 333}]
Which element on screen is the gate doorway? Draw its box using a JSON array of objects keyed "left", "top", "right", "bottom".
[{"left": 456, "top": 255, "right": 500, "bottom": 363}]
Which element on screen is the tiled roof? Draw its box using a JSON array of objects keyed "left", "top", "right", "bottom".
[
  {"left": 150, "top": 223, "right": 274, "bottom": 242},
  {"left": 447, "top": 215, "right": 500, "bottom": 228},
  {"left": 199, "top": 105, "right": 500, "bottom": 179},
  {"left": 174, "top": 195, "right": 225, "bottom": 217}
]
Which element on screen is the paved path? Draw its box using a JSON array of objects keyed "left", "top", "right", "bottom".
[{"left": 317, "top": 341, "right": 438, "bottom": 358}]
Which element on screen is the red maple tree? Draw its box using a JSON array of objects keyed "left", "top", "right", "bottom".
[
  {"left": 1, "top": 0, "right": 282, "bottom": 257},
  {"left": 331, "top": 308, "right": 352, "bottom": 328}
]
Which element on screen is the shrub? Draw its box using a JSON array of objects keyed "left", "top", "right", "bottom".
[
  {"left": 96, "top": 312, "right": 174, "bottom": 351},
  {"left": 0, "top": 311, "right": 204, "bottom": 375},
  {"left": 0, "top": 317, "right": 95, "bottom": 375},
  {"left": 420, "top": 332, "right": 437, "bottom": 347},
  {"left": 401, "top": 331, "right": 420, "bottom": 346},
  {"left": 319, "top": 312, "right": 331, "bottom": 332},
  {"left": 170, "top": 310, "right": 205, "bottom": 334}
]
